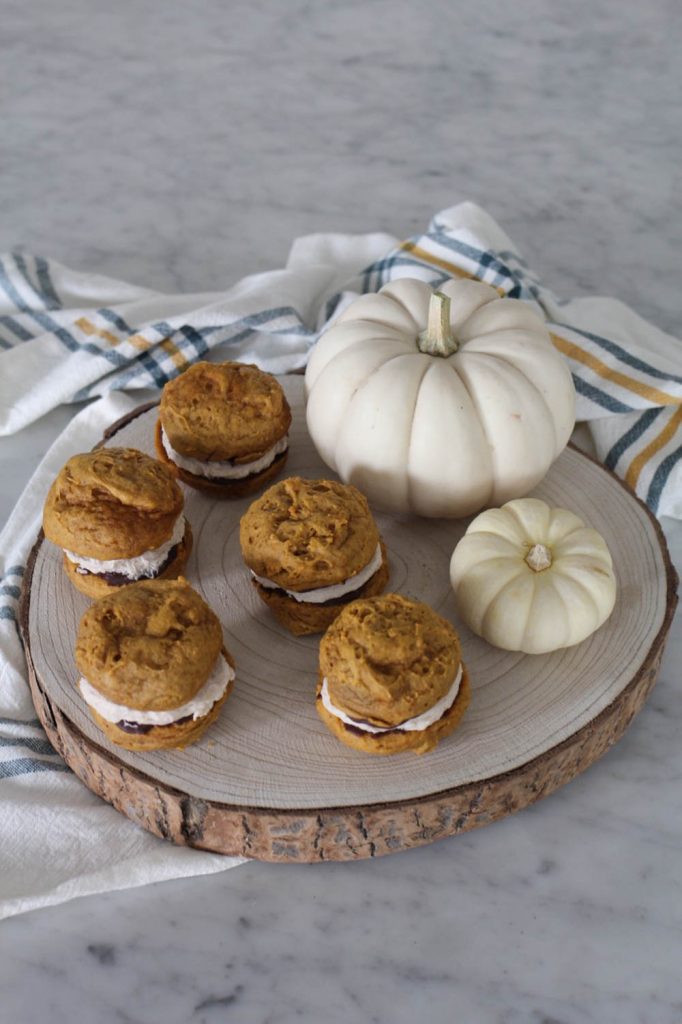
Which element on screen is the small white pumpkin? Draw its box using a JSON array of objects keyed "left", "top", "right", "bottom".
[
  {"left": 450, "top": 498, "right": 617, "bottom": 654},
  {"left": 305, "top": 278, "right": 575, "bottom": 518}
]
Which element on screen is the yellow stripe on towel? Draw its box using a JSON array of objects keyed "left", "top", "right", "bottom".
[
  {"left": 157, "top": 337, "right": 189, "bottom": 372},
  {"left": 77, "top": 317, "right": 188, "bottom": 371},
  {"left": 74, "top": 317, "right": 121, "bottom": 347},
  {"left": 625, "top": 405, "right": 682, "bottom": 491},
  {"left": 399, "top": 242, "right": 506, "bottom": 295},
  {"left": 550, "top": 333, "right": 681, "bottom": 407}
]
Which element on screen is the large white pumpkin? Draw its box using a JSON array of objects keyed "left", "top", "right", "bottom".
[{"left": 305, "top": 278, "right": 575, "bottom": 517}]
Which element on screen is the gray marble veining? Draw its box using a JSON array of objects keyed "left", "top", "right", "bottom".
[
  {"left": 1, "top": 1, "right": 682, "bottom": 1022},
  {"left": 2, "top": 1, "right": 680, "bottom": 332}
]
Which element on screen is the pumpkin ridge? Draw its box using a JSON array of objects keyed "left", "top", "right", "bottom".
[
  {"left": 495, "top": 498, "right": 550, "bottom": 543},
  {"left": 446, "top": 357, "right": 510, "bottom": 507},
  {"left": 405, "top": 360, "right": 446, "bottom": 512},
  {"left": 480, "top": 569, "right": 532, "bottom": 646},
  {"left": 379, "top": 279, "right": 432, "bottom": 330},
  {"left": 551, "top": 527, "right": 613, "bottom": 557},
  {"left": 547, "top": 568, "right": 603, "bottom": 621},
  {"left": 449, "top": 360, "right": 496, "bottom": 466},
  {"left": 466, "top": 531, "right": 520, "bottom": 557},
  {"left": 308, "top": 343, "right": 414, "bottom": 471},
  {"left": 462, "top": 350, "right": 561, "bottom": 454},
  {"left": 345, "top": 349, "right": 416, "bottom": 403},
  {"left": 519, "top": 576, "right": 569, "bottom": 652},
  {"left": 456, "top": 298, "right": 547, "bottom": 341}
]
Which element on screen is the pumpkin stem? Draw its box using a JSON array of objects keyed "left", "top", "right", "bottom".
[
  {"left": 525, "top": 543, "right": 553, "bottom": 573},
  {"left": 417, "top": 291, "right": 458, "bottom": 357}
]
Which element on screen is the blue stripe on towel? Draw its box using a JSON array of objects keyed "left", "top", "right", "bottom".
[
  {"left": 646, "top": 443, "right": 682, "bottom": 515},
  {"left": 0, "top": 736, "right": 58, "bottom": 757},
  {"left": 0, "top": 315, "right": 33, "bottom": 341},
  {"left": 0, "top": 757, "right": 70, "bottom": 779},
  {"left": 605, "top": 408, "right": 664, "bottom": 470},
  {"left": 573, "top": 375, "right": 634, "bottom": 414},
  {"left": 12, "top": 253, "right": 49, "bottom": 310},
  {"left": 428, "top": 229, "right": 516, "bottom": 284},
  {"left": 0, "top": 256, "right": 34, "bottom": 313},
  {"left": 34, "top": 256, "right": 62, "bottom": 309},
  {"left": 554, "top": 323, "right": 682, "bottom": 387},
  {"left": 0, "top": 260, "right": 127, "bottom": 366},
  {"left": 178, "top": 324, "right": 210, "bottom": 360}
]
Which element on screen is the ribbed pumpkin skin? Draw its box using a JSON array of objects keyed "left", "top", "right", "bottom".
[
  {"left": 450, "top": 498, "right": 617, "bottom": 653},
  {"left": 305, "top": 278, "right": 575, "bottom": 518}
]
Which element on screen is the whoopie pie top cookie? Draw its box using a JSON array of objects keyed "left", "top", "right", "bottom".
[
  {"left": 44, "top": 447, "right": 183, "bottom": 560},
  {"left": 76, "top": 577, "right": 223, "bottom": 708},
  {"left": 239, "top": 477, "right": 390, "bottom": 636},
  {"left": 316, "top": 594, "right": 470, "bottom": 755},
  {"left": 75, "top": 578, "right": 235, "bottom": 751},
  {"left": 42, "top": 447, "right": 191, "bottom": 599},
  {"left": 240, "top": 477, "right": 380, "bottom": 592},
  {"left": 156, "top": 361, "right": 291, "bottom": 493}
]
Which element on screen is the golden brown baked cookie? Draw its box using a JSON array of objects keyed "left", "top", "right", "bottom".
[
  {"left": 240, "top": 478, "right": 389, "bottom": 635},
  {"left": 75, "top": 578, "right": 234, "bottom": 751},
  {"left": 43, "top": 447, "right": 188, "bottom": 595},
  {"left": 156, "top": 361, "right": 291, "bottom": 497},
  {"left": 44, "top": 447, "right": 183, "bottom": 559},
  {"left": 316, "top": 594, "right": 470, "bottom": 755}
]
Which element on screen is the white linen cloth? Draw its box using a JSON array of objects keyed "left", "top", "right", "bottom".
[
  {"left": 0, "top": 392, "right": 245, "bottom": 921},
  {"left": 1, "top": 202, "right": 680, "bottom": 920}
]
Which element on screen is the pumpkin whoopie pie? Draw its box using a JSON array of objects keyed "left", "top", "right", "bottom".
[
  {"left": 155, "top": 361, "right": 291, "bottom": 497},
  {"left": 43, "top": 447, "right": 191, "bottom": 599},
  {"left": 316, "top": 594, "right": 470, "bottom": 755},
  {"left": 239, "top": 477, "right": 389, "bottom": 636},
  {"left": 75, "top": 578, "right": 235, "bottom": 751}
]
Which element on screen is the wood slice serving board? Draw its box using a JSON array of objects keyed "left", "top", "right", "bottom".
[{"left": 21, "top": 377, "right": 677, "bottom": 861}]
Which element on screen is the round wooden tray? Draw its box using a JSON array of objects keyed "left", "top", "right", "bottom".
[{"left": 20, "top": 378, "right": 677, "bottom": 861}]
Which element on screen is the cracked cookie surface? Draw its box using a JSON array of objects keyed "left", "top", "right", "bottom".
[
  {"left": 319, "top": 594, "right": 463, "bottom": 727},
  {"left": 75, "top": 578, "right": 223, "bottom": 710},
  {"left": 43, "top": 447, "right": 183, "bottom": 559},
  {"left": 159, "top": 361, "right": 291, "bottom": 461},
  {"left": 240, "top": 477, "right": 380, "bottom": 592}
]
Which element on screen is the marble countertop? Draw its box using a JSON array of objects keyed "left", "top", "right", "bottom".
[{"left": 1, "top": 2, "right": 681, "bottom": 1021}]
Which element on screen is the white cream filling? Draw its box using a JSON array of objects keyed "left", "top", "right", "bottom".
[
  {"left": 320, "top": 664, "right": 463, "bottom": 735},
  {"left": 64, "top": 515, "right": 186, "bottom": 580},
  {"left": 79, "top": 654, "right": 235, "bottom": 726},
  {"left": 252, "top": 542, "right": 383, "bottom": 605},
  {"left": 161, "top": 427, "right": 288, "bottom": 480}
]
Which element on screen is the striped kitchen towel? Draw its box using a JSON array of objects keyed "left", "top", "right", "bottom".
[{"left": 1, "top": 201, "right": 680, "bottom": 518}]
